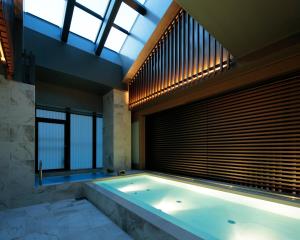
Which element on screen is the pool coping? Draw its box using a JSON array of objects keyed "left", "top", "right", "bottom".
[{"left": 83, "top": 179, "right": 202, "bottom": 240}]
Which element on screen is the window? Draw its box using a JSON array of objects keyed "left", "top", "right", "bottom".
[
  {"left": 70, "top": 7, "right": 102, "bottom": 42},
  {"left": 24, "top": 0, "right": 67, "bottom": 27},
  {"left": 70, "top": 114, "right": 93, "bottom": 169},
  {"left": 38, "top": 122, "right": 65, "bottom": 170},
  {"left": 36, "top": 108, "right": 103, "bottom": 171},
  {"left": 96, "top": 117, "right": 103, "bottom": 168},
  {"left": 36, "top": 109, "right": 66, "bottom": 120}
]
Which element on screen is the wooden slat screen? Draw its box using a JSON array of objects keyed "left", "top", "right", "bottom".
[
  {"left": 146, "top": 74, "right": 300, "bottom": 196},
  {"left": 128, "top": 9, "right": 233, "bottom": 110}
]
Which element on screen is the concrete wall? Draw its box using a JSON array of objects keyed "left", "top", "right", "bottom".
[
  {"left": 36, "top": 81, "right": 103, "bottom": 113},
  {"left": 103, "top": 90, "right": 131, "bottom": 171},
  {"left": 23, "top": 28, "right": 125, "bottom": 90}
]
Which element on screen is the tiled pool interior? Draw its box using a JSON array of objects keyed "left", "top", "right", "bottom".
[{"left": 96, "top": 174, "right": 300, "bottom": 240}]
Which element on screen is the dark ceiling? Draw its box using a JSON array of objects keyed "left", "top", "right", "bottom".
[{"left": 175, "top": 0, "right": 300, "bottom": 59}]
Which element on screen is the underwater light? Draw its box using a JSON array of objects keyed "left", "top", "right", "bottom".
[
  {"left": 231, "top": 223, "right": 281, "bottom": 240},
  {"left": 118, "top": 184, "right": 147, "bottom": 193}
]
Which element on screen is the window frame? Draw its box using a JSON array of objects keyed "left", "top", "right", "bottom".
[{"left": 35, "top": 107, "right": 103, "bottom": 173}]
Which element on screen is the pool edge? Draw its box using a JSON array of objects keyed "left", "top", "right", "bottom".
[{"left": 83, "top": 181, "right": 202, "bottom": 240}]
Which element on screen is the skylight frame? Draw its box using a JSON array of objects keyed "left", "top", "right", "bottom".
[{"left": 25, "top": 0, "right": 147, "bottom": 54}]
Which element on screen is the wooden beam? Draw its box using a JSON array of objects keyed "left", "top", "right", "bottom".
[
  {"left": 123, "top": 0, "right": 147, "bottom": 16},
  {"left": 61, "top": 0, "right": 75, "bottom": 43},
  {"left": 123, "top": 1, "right": 181, "bottom": 83},
  {"left": 95, "top": 0, "right": 122, "bottom": 56}
]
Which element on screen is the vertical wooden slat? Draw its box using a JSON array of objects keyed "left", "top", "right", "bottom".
[
  {"left": 158, "top": 42, "right": 161, "bottom": 93},
  {"left": 146, "top": 58, "right": 149, "bottom": 99},
  {"left": 196, "top": 21, "right": 200, "bottom": 80},
  {"left": 172, "top": 23, "right": 175, "bottom": 86},
  {"left": 176, "top": 14, "right": 180, "bottom": 85},
  {"left": 213, "top": 38, "right": 217, "bottom": 74},
  {"left": 186, "top": 13, "right": 190, "bottom": 81},
  {"left": 168, "top": 28, "right": 172, "bottom": 88},
  {"left": 150, "top": 54, "right": 153, "bottom": 97},
  {"left": 201, "top": 26, "right": 205, "bottom": 78},
  {"left": 227, "top": 49, "right": 230, "bottom": 70},
  {"left": 220, "top": 43, "right": 224, "bottom": 71},
  {"left": 154, "top": 48, "right": 157, "bottom": 95},
  {"left": 128, "top": 9, "right": 233, "bottom": 109},
  {"left": 191, "top": 17, "right": 195, "bottom": 79},
  {"left": 208, "top": 32, "right": 211, "bottom": 73}
]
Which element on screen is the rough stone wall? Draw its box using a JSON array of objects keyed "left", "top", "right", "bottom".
[
  {"left": 0, "top": 75, "right": 35, "bottom": 209},
  {"left": 103, "top": 89, "right": 131, "bottom": 172},
  {"left": 0, "top": 75, "right": 83, "bottom": 210}
]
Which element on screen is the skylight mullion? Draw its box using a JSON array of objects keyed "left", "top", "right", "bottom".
[
  {"left": 74, "top": 2, "right": 104, "bottom": 20},
  {"left": 113, "top": 24, "right": 129, "bottom": 35},
  {"left": 123, "top": 0, "right": 147, "bottom": 16},
  {"left": 62, "top": 0, "right": 76, "bottom": 42},
  {"left": 95, "top": 0, "right": 122, "bottom": 56}
]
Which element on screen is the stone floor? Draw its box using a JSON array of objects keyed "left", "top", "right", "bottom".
[{"left": 0, "top": 198, "right": 132, "bottom": 240}]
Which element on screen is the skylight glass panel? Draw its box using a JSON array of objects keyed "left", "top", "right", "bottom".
[
  {"left": 114, "top": 0, "right": 146, "bottom": 32},
  {"left": 104, "top": 27, "right": 128, "bottom": 52},
  {"left": 24, "top": 0, "right": 67, "bottom": 27},
  {"left": 76, "top": 0, "right": 110, "bottom": 17},
  {"left": 114, "top": 2, "right": 138, "bottom": 32},
  {"left": 70, "top": 7, "right": 102, "bottom": 42}
]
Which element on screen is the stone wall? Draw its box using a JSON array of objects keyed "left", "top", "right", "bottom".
[
  {"left": 0, "top": 75, "right": 83, "bottom": 210},
  {"left": 131, "top": 121, "right": 139, "bottom": 169},
  {"left": 0, "top": 75, "right": 35, "bottom": 209},
  {"left": 103, "top": 89, "right": 131, "bottom": 172}
]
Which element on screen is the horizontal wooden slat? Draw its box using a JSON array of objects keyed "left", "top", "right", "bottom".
[{"left": 146, "top": 74, "right": 300, "bottom": 196}]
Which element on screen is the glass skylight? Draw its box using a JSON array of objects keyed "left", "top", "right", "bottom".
[
  {"left": 70, "top": 7, "right": 102, "bottom": 42},
  {"left": 76, "top": 0, "right": 110, "bottom": 17},
  {"left": 104, "top": 27, "right": 128, "bottom": 52},
  {"left": 114, "top": 0, "right": 146, "bottom": 31},
  {"left": 114, "top": 2, "right": 139, "bottom": 32},
  {"left": 105, "top": 0, "right": 146, "bottom": 52},
  {"left": 24, "top": 0, "right": 67, "bottom": 27}
]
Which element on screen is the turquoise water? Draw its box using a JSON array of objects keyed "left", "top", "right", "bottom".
[{"left": 96, "top": 174, "right": 300, "bottom": 240}]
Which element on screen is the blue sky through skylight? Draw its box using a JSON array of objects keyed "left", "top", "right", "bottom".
[
  {"left": 24, "top": 0, "right": 67, "bottom": 27},
  {"left": 104, "top": 27, "right": 128, "bottom": 52},
  {"left": 70, "top": 7, "right": 102, "bottom": 42},
  {"left": 106, "top": 0, "right": 146, "bottom": 52},
  {"left": 25, "top": 0, "right": 148, "bottom": 53}
]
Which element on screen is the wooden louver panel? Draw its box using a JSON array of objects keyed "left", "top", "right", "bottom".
[
  {"left": 128, "top": 9, "right": 233, "bottom": 110},
  {"left": 146, "top": 74, "right": 300, "bottom": 196}
]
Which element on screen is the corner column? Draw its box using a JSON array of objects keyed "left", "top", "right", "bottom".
[{"left": 103, "top": 89, "right": 131, "bottom": 172}]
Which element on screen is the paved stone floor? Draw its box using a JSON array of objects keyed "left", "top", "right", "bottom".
[{"left": 0, "top": 198, "right": 132, "bottom": 240}]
